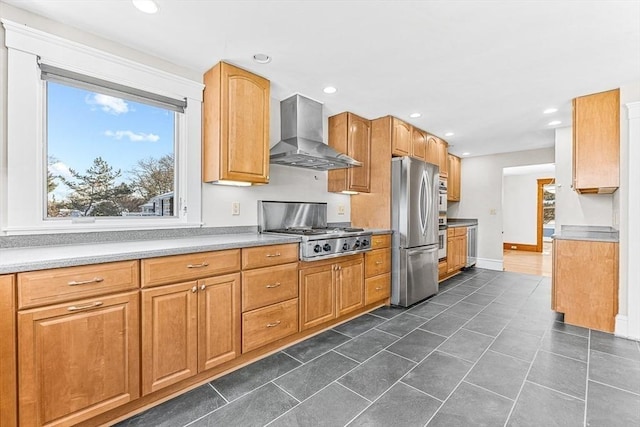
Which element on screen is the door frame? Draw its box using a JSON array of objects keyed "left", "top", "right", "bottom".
[{"left": 537, "top": 178, "right": 555, "bottom": 252}]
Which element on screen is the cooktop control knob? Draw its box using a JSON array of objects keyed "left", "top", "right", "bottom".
[
  {"left": 323, "top": 243, "right": 332, "bottom": 252},
  {"left": 354, "top": 240, "right": 361, "bottom": 249},
  {"left": 342, "top": 242, "right": 349, "bottom": 250},
  {"left": 362, "top": 239, "right": 370, "bottom": 247},
  {"left": 313, "top": 244, "right": 322, "bottom": 253}
]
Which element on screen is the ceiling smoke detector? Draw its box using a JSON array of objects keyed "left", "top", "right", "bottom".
[{"left": 253, "top": 54, "right": 272, "bottom": 64}]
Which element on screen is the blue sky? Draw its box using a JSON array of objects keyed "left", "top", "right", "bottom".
[{"left": 47, "top": 82, "right": 175, "bottom": 200}]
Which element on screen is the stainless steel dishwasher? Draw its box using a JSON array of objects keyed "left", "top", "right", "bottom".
[{"left": 466, "top": 225, "right": 477, "bottom": 267}]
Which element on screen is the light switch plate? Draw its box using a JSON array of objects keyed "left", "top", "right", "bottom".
[{"left": 231, "top": 202, "right": 240, "bottom": 215}]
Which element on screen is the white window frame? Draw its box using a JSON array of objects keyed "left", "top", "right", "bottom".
[{"left": 1, "top": 19, "right": 203, "bottom": 234}]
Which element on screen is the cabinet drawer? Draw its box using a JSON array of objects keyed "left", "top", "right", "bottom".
[
  {"left": 242, "top": 263, "right": 298, "bottom": 312},
  {"left": 365, "top": 273, "right": 390, "bottom": 305},
  {"left": 371, "top": 234, "right": 391, "bottom": 249},
  {"left": 365, "top": 248, "right": 391, "bottom": 278},
  {"left": 17, "top": 260, "right": 139, "bottom": 309},
  {"left": 141, "top": 250, "right": 240, "bottom": 287},
  {"left": 454, "top": 226, "right": 467, "bottom": 236},
  {"left": 241, "top": 244, "right": 298, "bottom": 270},
  {"left": 242, "top": 298, "right": 298, "bottom": 353}
]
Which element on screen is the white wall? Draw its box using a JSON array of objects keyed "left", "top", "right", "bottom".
[
  {"left": 554, "top": 127, "right": 615, "bottom": 228},
  {"left": 502, "top": 170, "right": 555, "bottom": 245},
  {"left": 448, "top": 148, "right": 555, "bottom": 270}
]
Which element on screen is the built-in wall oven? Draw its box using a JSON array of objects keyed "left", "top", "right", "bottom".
[{"left": 438, "top": 178, "right": 447, "bottom": 259}]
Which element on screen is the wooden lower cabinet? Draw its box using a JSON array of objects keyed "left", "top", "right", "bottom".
[
  {"left": 18, "top": 291, "right": 139, "bottom": 427},
  {"left": 365, "top": 273, "right": 390, "bottom": 305},
  {"left": 1, "top": 275, "right": 17, "bottom": 427},
  {"left": 141, "top": 273, "right": 241, "bottom": 395},
  {"left": 552, "top": 239, "right": 618, "bottom": 332},
  {"left": 447, "top": 227, "right": 467, "bottom": 273},
  {"left": 299, "top": 255, "right": 364, "bottom": 331}
]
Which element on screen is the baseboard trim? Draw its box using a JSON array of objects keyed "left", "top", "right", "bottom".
[
  {"left": 615, "top": 314, "right": 629, "bottom": 338},
  {"left": 503, "top": 242, "right": 539, "bottom": 252},
  {"left": 476, "top": 258, "right": 503, "bottom": 271}
]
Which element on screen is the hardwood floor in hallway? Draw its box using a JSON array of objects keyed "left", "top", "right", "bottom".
[{"left": 503, "top": 242, "right": 552, "bottom": 277}]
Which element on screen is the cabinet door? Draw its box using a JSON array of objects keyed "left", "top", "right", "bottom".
[
  {"left": 392, "top": 118, "right": 411, "bottom": 156},
  {"left": 572, "top": 89, "right": 619, "bottom": 193},
  {"left": 198, "top": 273, "right": 241, "bottom": 372},
  {"left": 299, "top": 264, "right": 336, "bottom": 331},
  {"left": 426, "top": 135, "right": 439, "bottom": 166},
  {"left": 18, "top": 292, "right": 139, "bottom": 427},
  {"left": 411, "top": 128, "right": 427, "bottom": 161},
  {"left": 1, "top": 275, "right": 16, "bottom": 427},
  {"left": 142, "top": 282, "right": 198, "bottom": 395},
  {"left": 203, "top": 62, "right": 270, "bottom": 184},
  {"left": 437, "top": 138, "right": 448, "bottom": 177},
  {"left": 447, "top": 237, "right": 457, "bottom": 273},
  {"left": 337, "top": 258, "right": 364, "bottom": 316},
  {"left": 347, "top": 114, "right": 372, "bottom": 192},
  {"left": 447, "top": 154, "right": 460, "bottom": 202}
]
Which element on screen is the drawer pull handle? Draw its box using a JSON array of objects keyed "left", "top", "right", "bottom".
[
  {"left": 375, "top": 261, "right": 383, "bottom": 265},
  {"left": 68, "top": 277, "right": 104, "bottom": 286},
  {"left": 266, "top": 320, "right": 281, "bottom": 328},
  {"left": 266, "top": 283, "right": 281, "bottom": 289},
  {"left": 375, "top": 287, "right": 383, "bottom": 290},
  {"left": 187, "top": 262, "right": 209, "bottom": 269},
  {"left": 68, "top": 301, "right": 103, "bottom": 311},
  {"left": 266, "top": 252, "right": 281, "bottom": 258}
]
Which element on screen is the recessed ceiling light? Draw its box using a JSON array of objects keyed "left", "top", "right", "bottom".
[
  {"left": 132, "top": 0, "right": 158, "bottom": 14},
  {"left": 323, "top": 86, "right": 337, "bottom": 94},
  {"left": 409, "top": 112, "right": 421, "bottom": 118},
  {"left": 462, "top": 152, "right": 470, "bottom": 156},
  {"left": 548, "top": 120, "right": 562, "bottom": 126},
  {"left": 252, "top": 54, "right": 272, "bottom": 64},
  {"left": 543, "top": 108, "right": 558, "bottom": 114},
  {"left": 444, "top": 132, "right": 454, "bottom": 137}
]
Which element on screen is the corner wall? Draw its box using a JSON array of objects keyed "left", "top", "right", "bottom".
[{"left": 448, "top": 147, "right": 555, "bottom": 270}]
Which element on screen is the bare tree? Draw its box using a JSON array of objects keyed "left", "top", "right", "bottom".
[{"left": 128, "top": 153, "right": 174, "bottom": 201}]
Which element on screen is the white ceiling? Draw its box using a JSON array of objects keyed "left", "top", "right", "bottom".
[{"left": 4, "top": 0, "right": 640, "bottom": 157}]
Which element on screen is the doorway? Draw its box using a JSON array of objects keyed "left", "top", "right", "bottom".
[{"left": 537, "top": 178, "right": 555, "bottom": 254}]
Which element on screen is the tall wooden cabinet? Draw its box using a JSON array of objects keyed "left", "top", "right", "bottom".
[
  {"left": 0, "top": 275, "right": 16, "bottom": 427},
  {"left": 552, "top": 239, "right": 618, "bottom": 332},
  {"left": 572, "top": 88, "right": 619, "bottom": 194},
  {"left": 448, "top": 154, "right": 461, "bottom": 202},
  {"left": 328, "top": 112, "right": 372, "bottom": 193},
  {"left": 299, "top": 254, "right": 364, "bottom": 331},
  {"left": 203, "top": 61, "right": 270, "bottom": 185}
]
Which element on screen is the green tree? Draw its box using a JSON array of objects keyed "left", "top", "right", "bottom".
[
  {"left": 128, "top": 153, "right": 174, "bottom": 201},
  {"left": 61, "top": 157, "right": 132, "bottom": 216}
]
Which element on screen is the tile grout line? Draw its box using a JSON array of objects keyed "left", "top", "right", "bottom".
[
  {"left": 587, "top": 378, "right": 640, "bottom": 396},
  {"left": 525, "top": 379, "right": 586, "bottom": 402},
  {"left": 207, "top": 382, "right": 229, "bottom": 404},
  {"left": 461, "top": 379, "right": 515, "bottom": 402},
  {"left": 536, "top": 347, "right": 588, "bottom": 364},
  {"left": 584, "top": 329, "right": 591, "bottom": 426},
  {"left": 270, "top": 381, "right": 301, "bottom": 403}
]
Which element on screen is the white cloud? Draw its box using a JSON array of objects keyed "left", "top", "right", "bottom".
[
  {"left": 105, "top": 130, "right": 160, "bottom": 142},
  {"left": 86, "top": 93, "right": 129, "bottom": 115},
  {"left": 48, "top": 161, "right": 74, "bottom": 200},
  {"left": 49, "top": 161, "right": 73, "bottom": 180}
]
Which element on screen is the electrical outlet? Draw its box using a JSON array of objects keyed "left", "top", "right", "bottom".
[
  {"left": 489, "top": 208, "right": 497, "bottom": 215},
  {"left": 231, "top": 202, "right": 240, "bottom": 216},
  {"left": 337, "top": 205, "right": 345, "bottom": 215}
]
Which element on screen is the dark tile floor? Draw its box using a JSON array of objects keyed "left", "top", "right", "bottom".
[{"left": 117, "top": 269, "right": 640, "bottom": 427}]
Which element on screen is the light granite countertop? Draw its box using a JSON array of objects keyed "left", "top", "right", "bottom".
[
  {"left": 447, "top": 218, "right": 478, "bottom": 228},
  {"left": 0, "top": 233, "right": 301, "bottom": 274},
  {"left": 552, "top": 225, "right": 619, "bottom": 243}
]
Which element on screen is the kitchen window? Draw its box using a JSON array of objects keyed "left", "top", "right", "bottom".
[{"left": 1, "top": 19, "right": 204, "bottom": 233}]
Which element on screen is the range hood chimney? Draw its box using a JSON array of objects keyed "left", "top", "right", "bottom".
[{"left": 269, "top": 94, "right": 362, "bottom": 170}]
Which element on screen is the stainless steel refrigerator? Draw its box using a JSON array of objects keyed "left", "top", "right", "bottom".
[{"left": 391, "top": 157, "right": 439, "bottom": 307}]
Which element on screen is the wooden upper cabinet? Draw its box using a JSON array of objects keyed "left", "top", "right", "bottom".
[
  {"left": 436, "top": 137, "right": 448, "bottom": 177},
  {"left": 447, "top": 154, "right": 461, "bottom": 202},
  {"left": 411, "top": 127, "right": 427, "bottom": 162},
  {"left": 392, "top": 117, "right": 411, "bottom": 156},
  {"left": 328, "top": 112, "right": 372, "bottom": 193},
  {"left": 425, "top": 134, "right": 439, "bottom": 166},
  {"left": 572, "top": 88, "right": 620, "bottom": 194},
  {"left": 203, "top": 61, "right": 270, "bottom": 185}
]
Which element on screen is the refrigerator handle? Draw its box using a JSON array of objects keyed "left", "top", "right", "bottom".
[{"left": 419, "top": 171, "right": 428, "bottom": 235}]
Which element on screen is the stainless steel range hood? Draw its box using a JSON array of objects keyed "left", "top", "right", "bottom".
[{"left": 269, "top": 94, "right": 362, "bottom": 170}]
